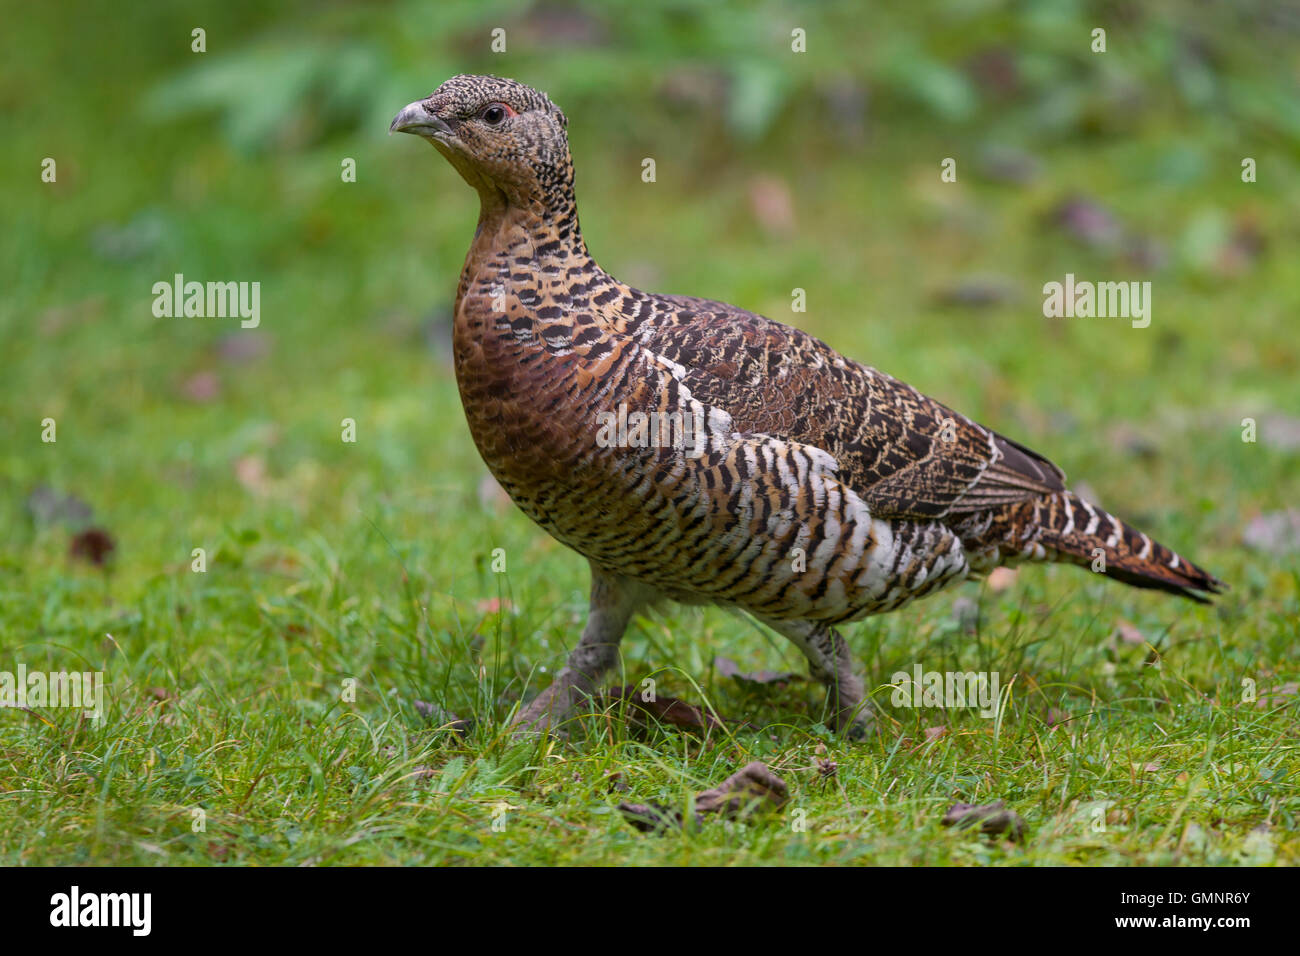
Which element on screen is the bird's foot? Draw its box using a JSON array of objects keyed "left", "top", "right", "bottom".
[
  {"left": 833, "top": 701, "right": 879, "bottom": 742},
  {"left": 509, "top": 668, "right": 596, "bottom": 739}
]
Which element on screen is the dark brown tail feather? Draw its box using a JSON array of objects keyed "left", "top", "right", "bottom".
[{"left": 1036, "top": 492, "right": 1225, "bottom": 604}]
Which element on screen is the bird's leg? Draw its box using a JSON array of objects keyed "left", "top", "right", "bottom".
[
  {"left": 763, "top": 618, "right": 873, "bottom": 738},
  {"left": 512, "top": 565, "right": 646, "bottom": 735}
]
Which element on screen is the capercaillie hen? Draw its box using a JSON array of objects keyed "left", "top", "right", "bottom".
[{"left": 391, "top": 75, "right": 1224, "bottom": 736}]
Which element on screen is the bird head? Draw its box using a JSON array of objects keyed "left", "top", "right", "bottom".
[{"left": 391, "top": 74, "right": 572, "bottom": 213}]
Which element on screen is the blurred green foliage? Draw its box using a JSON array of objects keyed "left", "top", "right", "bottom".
[{"left": 131, "top": 0, "right": 1300, "bottom": 152}]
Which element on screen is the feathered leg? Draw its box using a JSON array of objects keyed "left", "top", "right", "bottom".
[
  {"left": 763, "top": 617, "right": 873, "bottom": 737},
  {"left": 512, "top": 564, "right": 648, "bottom": 734}
]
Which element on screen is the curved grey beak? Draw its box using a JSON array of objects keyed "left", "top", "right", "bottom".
[{"left": 389, "top": 101, "right": 454, "bottom": 138}]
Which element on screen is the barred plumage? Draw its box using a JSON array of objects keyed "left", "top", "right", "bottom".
[{"left": 391, "top": 75, "right": 1225, "bottom": 734}]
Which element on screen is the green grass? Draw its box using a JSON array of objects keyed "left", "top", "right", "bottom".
[{"left": 1, "top": 0, "right": 1298, "bottom": 865}]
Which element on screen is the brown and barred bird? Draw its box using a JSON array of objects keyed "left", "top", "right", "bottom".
[{"left": 391, "top": 75, "right": 1224, "bottom": 735}]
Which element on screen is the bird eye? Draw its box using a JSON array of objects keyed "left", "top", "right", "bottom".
[{"left": 481, "top": 104, "right": 508, "bottom": 125}]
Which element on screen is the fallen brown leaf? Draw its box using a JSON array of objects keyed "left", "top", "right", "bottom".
[
  {"left": 69, "top": 527, "right": 115, "bottom": 566},
  {"left": 941, "top": 800, "right": 1026, "bottom": 842},
  {"left": 412, "top": 700, "right": 472, "bottom": 736},
  {"left": 603, "top": 685, "right": 726, "bottom": 733},
  {"left": 618, "top": 761, "right": 788, "bottom": 833},
  {"left": 714, "top": 656, "right": 803, "bottom": 686},
  {"left": 693, "top": 761, "right": 789, "bottom": 816}
]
